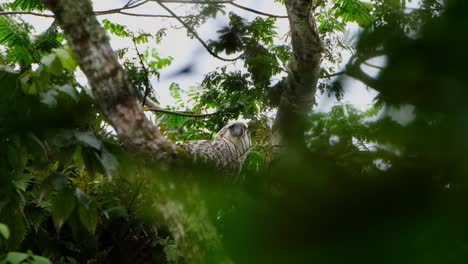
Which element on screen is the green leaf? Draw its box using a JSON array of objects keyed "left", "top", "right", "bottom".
[
  {"left": 11, "top": 0, "right": 45, "bottom": 11},
  {"left": 12, "top": 174, "right": 34, "bottom": 192},
  {"left": 31, "top": 255, "right": 52, "bottom": 264},
  {"left": 51, "top": 190, "right": 76, "bottom": 231},
  {"left": 25, "top": 132, "right": 47, "bottom": 158},
  {"left": 41, "top": 53, "right": 62, "bottom": 76},
  {"left": 7, "top": 140, "right": 27, "bottom": 171},
  {"left": 0, "top": 17, "right": 31, "bottom": 47},
  {"left": 75, "top": 188, "right": 91, "bottom": 208},
  {"left": 102, "top": 19, "right": 130, "bottom": 37},
  {"left": 39, "top": 89, "right": 59, "bottom": 107},
  {"left": 98, "top": 147, "right": 119, "bottom": 173},
  {"left": 78, "top": 203, "right": 98, "bottom": 234},
  {"left": 334, "top": 0, "right": 373, "bottom": 27},
  {"left": 47, "top": 171, "right": 67, "bottom": 191},
  {"left": 0, "top": 223, "right": 10, "bottom": 239},
  {"left": 6, "top": 45, "right": 33, "bottom": 65},
  {"left": 54, "top": 47, "right": 77, "bottom": 71},
  {"left": 133, "top": 33, "right": 152, "bottom": 44},
  {"left": 19, "top": 72, "right": 37, "bottom": 95},
  {"left": 3, "top": 252, "right": 28, "bottom": 264},
  {"left": 74, "top": 131, "right": 102, "bottom": 150},
  {"left": 56, "top": 84, "right": 79, "bottom": 102},
  {"left": 1, "top": 252, "right": 52, "bottom": 264},
  {"left": 72, "top": 146, "right": 85, "bottom": 169},
  {"left": 102, "top": 206, "right": 128, "bottom": 219},
  {"left": 169, "top": 83, "right": 183, "bottom": 105},
  {"left": 40, "top": 85, "right": 78, "bottom": 107}
]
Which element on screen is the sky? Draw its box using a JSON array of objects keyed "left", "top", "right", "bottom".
[
  {"left": 5, "top": 0, "right": 420, "bottom": 122},
  {"left": 103, "top": 0, "right": 379, "bottom": 112}
]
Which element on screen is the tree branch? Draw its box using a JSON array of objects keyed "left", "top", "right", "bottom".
[
  {"left": 345, "top": 53, "right": 382, "bottom": 87},
  {"left": 153, "top": 0, "right": 243, "bottom": 62},
  {"left": 363, "top": 61, "right": 384, "bottom": 70},
  {"left": 117, "top": 11, "right": 193, "bottom": 18},
  {"left": 131, "top": 35, "right": 153, "bottom": 106},
  {"left": 0, "top": 0, "right": 150, "bottom": 18},
  {"left": 321, "top": 70, "right": 345, "bottom": 79},
  {"left": 146, "top": 107, "right": 228, "bottom": 118},
  {"left": 42, "top": 0, "right": 179, "bottom": 158},
  {"left": 0, "top": 11, "right": 54, "bottom": 17},
  {"left": 229, "top": 2, "right": 288, "bottom": 18},
  {"left": 272, "top": 0, "right": 322, "bottom": 148},
  {"left": 158, "top": 0, "right": 233, "bottom": 3},
  {"left": 94, "top": 0, "right": 149, "bottom": 15}
]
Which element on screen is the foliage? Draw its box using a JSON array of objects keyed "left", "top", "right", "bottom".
[{"left": 1, "top": 0, "right": 468, "bottom": 263}]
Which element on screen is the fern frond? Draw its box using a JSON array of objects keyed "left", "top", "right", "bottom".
[
  {"left": 33, "top": 21, "right": 61, "bottom": 53},
  {"left": 0, "top": 17, "right": 31, "bottom": 47},
  {"left": 10, "top": 0, "right": 45, "bottom": 11},
  {"left": 5, "top": 45, "right": 33, "bottom": 65}
]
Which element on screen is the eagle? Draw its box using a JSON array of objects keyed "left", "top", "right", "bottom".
[{"left": 178, "top": 122, "right": 251, "bottom": 175}]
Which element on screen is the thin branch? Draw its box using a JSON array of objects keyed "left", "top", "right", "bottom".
[
  {"left": 158, "top": 0, "right": 233, "bottom": 3},
  {"left": 0, "top": 0, "right": 149, "bottom": 17},
  {"left": 363, "top": 61, "right": 384, "bottom": 70},
  {"left": 321, "top": 71, "right": 345, "bottom": 79},
  {"left": 125, "top": 0, "right": 150, "bottom": 9},
  {"left": 154, "top": 0, "right": 243, "bottom": 62},
  {"left": 146, "top": 107, "right": 228, "bottom": 118},
  {"left": 0, "top": 11, "right": 54, "bottom": 17},
  {"left": 131, "top": 35, "right": 153, "bottom": 106},
  {"left": 229, "top": 2, "right": 288, "bottom": 18},
  {"left": 94, "top": 0, "right": 149, "bottom": 15},
  {"left": 404, "top": 6, "right": 445, "bottom": 11},
  {"left": 124, "top": 0, "right": 146, "bottom": 8},
  {"left": 117, "top": 11, "right": 192, "bottom": 18}
]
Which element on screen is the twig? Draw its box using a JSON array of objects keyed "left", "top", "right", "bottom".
[{"left": 94, "top": 0, "right": 149, "bottom": 15}]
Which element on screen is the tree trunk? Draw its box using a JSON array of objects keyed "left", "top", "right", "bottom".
[
  {"left": 272, "top": 0, "right": 322, "bottom": 149},
  {"left": 42, "top": 0, "right": 178, "bottom": 159}
]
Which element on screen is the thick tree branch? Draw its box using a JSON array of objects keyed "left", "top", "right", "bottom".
[
  {"left": 345, "top": 53, "right": 382, "bottom": 87},
  {"left": 42, "top": 0, "right": 178, "bottom": 158},
  {"left": 346, "top": 68, "right": 378, "bottom": 88},
  {"left": 146, "top": 107, "right": 227, "bottom": 118},
  {"left": 272, "top": 0, "right": 322, "bottom": 148}
]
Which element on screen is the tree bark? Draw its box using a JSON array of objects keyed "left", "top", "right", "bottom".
[
  {"left": 272, "top": 0, "right": 322, "bottom": 149},
  {"left": 42, "top": 0, "right": 178, "bottom": 159}
]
